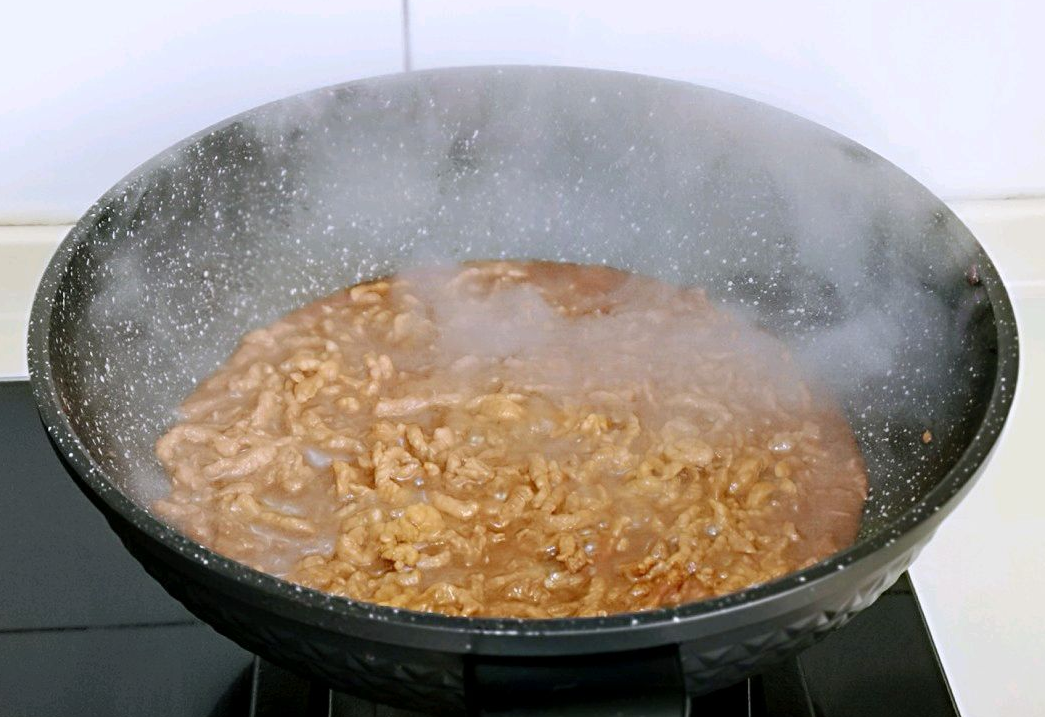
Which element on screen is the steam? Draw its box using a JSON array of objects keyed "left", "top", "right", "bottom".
[
  {"left": 430, "top": 283, "right": 559, "bottom": 361},
  {"left": 382, "top": 263, "right": 811, "bottom": 435},
  {"left": 56, "top": 68, "right": 989, "bottom": 530}
]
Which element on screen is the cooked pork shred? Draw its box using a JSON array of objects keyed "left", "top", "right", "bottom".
[{"left": 154, "top": 261, "right": 867, "bottom": 618}]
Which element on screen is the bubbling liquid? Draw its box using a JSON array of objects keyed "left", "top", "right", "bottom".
[{"left": 154, "top": 261, "right": 867, "bottom": 617}]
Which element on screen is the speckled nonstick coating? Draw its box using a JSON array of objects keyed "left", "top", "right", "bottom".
[{"left": 28, "top": 67, "right": 1017, "bottom": 713}]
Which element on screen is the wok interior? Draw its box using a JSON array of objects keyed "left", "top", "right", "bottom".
[{"left": 45, "top": 67, "right": 998, "bottom": 551}]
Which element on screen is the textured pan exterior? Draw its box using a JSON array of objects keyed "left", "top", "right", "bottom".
[
  {"left": 69, "top": 452, "right": 941, "bottom": 713},
  {"left": 30, "top": 67, "right": 1018, "bottom": 712}
]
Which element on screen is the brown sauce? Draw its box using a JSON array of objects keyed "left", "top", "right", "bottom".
[{"left": 153, "top": 261, "right": 867, "bottom": 617}]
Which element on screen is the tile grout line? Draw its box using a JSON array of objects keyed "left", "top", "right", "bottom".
[{"left": 401, "top": 0, "right": 412, "bottom": 72}]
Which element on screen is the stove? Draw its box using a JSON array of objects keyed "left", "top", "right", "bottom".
[{"left": 0, "top": 379, "right": 959, "bottom": 716}]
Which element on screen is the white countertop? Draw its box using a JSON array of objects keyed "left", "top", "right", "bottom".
[{"left": 2, "top": 200, "right": 1043, "bottom": 715}]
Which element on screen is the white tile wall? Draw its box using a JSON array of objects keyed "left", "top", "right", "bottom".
[
  {"left": 5, "top": 2, "right": 1045, "bottom": 223},
  {"left": 411, "top": 0, "right": 1045, "bottom": 201},
  {"left": 0, "top": 1, "right": 404, "bottom": 222}
]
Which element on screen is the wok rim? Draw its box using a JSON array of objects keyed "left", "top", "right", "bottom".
[{"left": 26, "top": 65, "right": 1020, "bottom": 651}]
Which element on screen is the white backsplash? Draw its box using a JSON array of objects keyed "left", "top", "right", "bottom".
[
  {"left": 0, "top": 0, "right": 404, "bottom": 222},
  {"left": 3, "top": 1, "right": 1045, "bottom": 222},
  {"left": 410, "top": 0, "right": 1045, "bottom": 202}
]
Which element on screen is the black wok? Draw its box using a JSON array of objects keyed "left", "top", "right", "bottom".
[{"left": 27, "top": 67, "right": 1018, "bottom": 714}]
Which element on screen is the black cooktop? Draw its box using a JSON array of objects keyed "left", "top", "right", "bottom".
[{"left": 0, "top": 380, "right": 959, "bottom": 716}]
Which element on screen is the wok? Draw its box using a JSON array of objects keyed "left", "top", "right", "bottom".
[{"left": 28, "top": 67, "right": 1018, "bottom": 714}]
